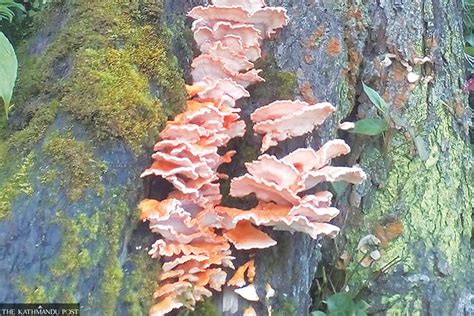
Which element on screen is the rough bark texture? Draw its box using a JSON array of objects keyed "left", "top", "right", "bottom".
[{"left": 0, "top": 0, "right": 471, "bottom": 315}]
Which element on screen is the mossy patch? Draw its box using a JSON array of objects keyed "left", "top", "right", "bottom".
[
  {"left": 273, "top": 300, "right": 297, "bottom": 316},
  {"left": 122, "top": 252, "right": 160, "bottom": 316},
  {"left": 61, "top": 47, "right": 165, "bottom": 153},
  {"left": 0, "top": 152, "right": 34, "bottom": 219},
  {"left": 178, "top": 299, "right": 220, "bottom": 316},
  {"left": 41, "top": 134, "right": 106, "bottom": 201},
  {"left": 13, "top": 0, "right": 186, "bottom": 154},
  {"left": 7, "top": 101, "right": 58, "bottom": 155},
  {"left": 250, "top": 56, "right": 297, "bottom": 102},
  {"left": 15, "top": 195, "right": 132, "bottom": 314}
]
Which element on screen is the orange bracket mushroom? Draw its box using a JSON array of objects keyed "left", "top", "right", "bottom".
[{"left": 139, "top": 1, "right": 366, "bottom": 315}]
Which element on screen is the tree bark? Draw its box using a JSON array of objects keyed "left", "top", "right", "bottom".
[{"left": 0, "top": 0, "right": 471, "bottom": 315}]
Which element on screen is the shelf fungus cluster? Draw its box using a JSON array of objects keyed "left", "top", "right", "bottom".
[{"left": 139, "top": 1, "right": 366, "bottom": 315}]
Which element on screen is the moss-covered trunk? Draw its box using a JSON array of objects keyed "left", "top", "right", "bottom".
[
  {"left": 0, "top": 1, "right": 191, "bottom": 314},
  {"left": 222, "top": 0, "right": 473, "bottom": 314},
  {"left": 0, "top": 0, "right": 471, "bottom": 315},
  {"left": 341, "top": 0, "right": 473, "bottom": 314}
]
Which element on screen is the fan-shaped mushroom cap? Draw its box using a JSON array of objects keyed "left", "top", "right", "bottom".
[
  {"left": 154, "top": 281, "right": 193, "bottom": 298},
  {"left": 224, "top": 221, "right": 277, "bottom": 250},
  {"left": 243, "top": 306, "right": 258, "bottom": 316},
  {"left": 162, "top": 254, "right": 210, "bottom": 272},
  {"left": 214, "top": 202, "right": 340, "bottom": 239},
  {"left": 251, "top": 100, "right": 308, "bottom": 122},
  {"left": 159, "top": 124, "right": 209, "bottom": 142},
  {"left": 150, "top": 296, "right": 184, "bottom": 316},
  {"left": 281, "top": 148, "right": 319, "bottom": 174},
  {"left": 154, "top": 140, "right": 216, "bottom": 157},
  {"left": 244, "top": 154, "right": 300, "bottom": 189},
  {"left": 212, "top": 0, "right": 266, "bottom": 13},
  {"left": 251, "top": 101, "right": 336, "bottom": 152},
  {"left": 188, "top": 6, "right": 288, "bottom": 37},
  {"left": 228, "top": 259, "right": 256, "bottom": 287},
  {"left": 288, "top": 204, "right": 339, "bottom": 222},
  {"left": 197, "top": 78, "right": 250, "bottom": 103},
  {"left": 191, "top": 268, "right": 228, "bottom": 291},
  {"left": 151, "top": 239, "right": 231, "bottom": 257},
  {"left": 234, "top": 284, "right": 259, "bottom": 301},
  {"left": 207, "top": 43, "right": 255, "bottom": 72},
  {"left": 279, "top": 141, "right": 351, "bottom": 177},
  {"left": 302, "top": 166, "right": 367, "bottom": 190},
  {"left": 139, "top": 199, "right": 176, "bottom": 221},
  {"left": 194, "top": 22, "right": 262, "bottom": 56},
  {"left": 192, "top": 54, "right": 263, "bottom": 87},
  {"left": 230, "top": 174, "right": 300, "bottom": 205}
]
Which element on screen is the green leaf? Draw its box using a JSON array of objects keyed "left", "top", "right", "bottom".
[
  {"left": 0, "top": 0, "right": 25, "bottom": 22},
  {"left": 465, "top": 46, "right": 474, "bottom": 56},
  {"left": 325, "top": 293, "right": 369, "bottom": 316},
  {"left": 349, "top": 118, "right": 389, "bottom": 136},
  {"left": 326, "top": 293, "right": 354, "bottom": 313},
  {"left": 362, "top": 82, "right": 388, "bottom": 114},
  {"left": 311, "top": 311, "right": 326, "bottom": 316},
  {"left": 0, "top": 32, "right": 18, "bottom": 119}
]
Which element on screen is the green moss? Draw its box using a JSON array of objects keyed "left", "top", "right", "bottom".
[
  {"left": 346, "top": 101, "right": 472, "bottom": 310},
  {"left": 0, "top": 152, "right": 34, "bottom": 219},
  {"left": 128, "top": 24, "right": 186, "bottom": 117},
  {"left": 62, "top": 47, "right": 165, "bottom": 152},
  {"left": 99, "top": 201, "right": 128, "bottom": 315},
  {"left": 273, "top": 300, "right": 297, "bottom": 316},
  {"left": 15, "top": 195, "right": 133, "bottom": 312},
  {"left": 7, "top": 101, "right": 58, "bottom": 155},
  {"left": 13, "top": 0, "right": 185, "bottom": 154},
  {"left": 123, "top": 253, "right": 160, "bottom": 316},
  {"left": 251, "top": 56, "right": 297, "bottom": 102},
  {"left": 14, "top": 280, "right": 49, "bottom": 303},
  {"left": 41, "top": 134, "right": 106, "bottom": 201},
  {"left": 178, "top": 299, "right": 220, "bottom": 316}
]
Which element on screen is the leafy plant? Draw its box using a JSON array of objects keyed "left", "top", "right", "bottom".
[
  {"left": 312, "top": 293, "right": 369, "bottom": 316},
  {"left": 0, "top": 0, "right": 25, "bottom": 22},
  {"left": 362, "top": 83, "right": 388, "bottom": 116},
  {"left": 0, "top": 31, "right": 18, "bottom": 119},
  {"left": 463, "top": 0, "right": 474, "bottom": 72},
  {"left": 0, "top": 1, "right": 25, "bottom": 120},
  {"left": 349, "top": 118, "right": 389, "bottom": 136},
  {"left": 348, "top": 83, "right": 390, "bottom": 137}
]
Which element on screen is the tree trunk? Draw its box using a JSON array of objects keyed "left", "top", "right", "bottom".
[{"left": 0, "top": 0, "right": 471, "bottom": 315}]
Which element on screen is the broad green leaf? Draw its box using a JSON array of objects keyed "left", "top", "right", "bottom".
[
  {"left": 326, "top": 293, "right": 354, "bottom": 313},
  {"left": 0, "top": 0, "right": 25, "bottom": 22},
  {"left": 465, "top": 46, "right": 474, "bottom": 56},
  {"left": 362, "top": 82, "right": 388, "bottom": 114},
  {"left": 0, "top": 32, "right": 18, "bottom": 119},
  {"left": 349, "top": 118, "right": 389, "bottom": 136},
  {"left": 311, "top": 311, "right": 326, "bottom": 316},
  {"left": 325, "top": 293, "right": 369, "bottom": 316}
]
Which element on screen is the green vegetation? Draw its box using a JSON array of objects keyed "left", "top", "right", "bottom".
[
  {"left": 122, "top": 253, "right": 160, "bottom": 316},
  {"left": 178, "top": 299, "right": 220, "bottom": 316},
  {"left": 251, "top": 56, "right": 297, "bottom": 102},
  {"left": 312, "top": 293, "right": 369, "bottom": 316},
  {"left": 0, "top": 152, "right": 34, "bottom": 219},
  {"left": 11, "top": 0, "right": 185, "bottom": 154},
  {"left": 42, "top": 134, "right": 106, "bottom": 201},
  {"left": 274, "top": 301, "right": 297, "bottom": 316},
  {"left": 15, "top": 196, "right": 132, "bottom": 314},
  {"left": 7, "top": 100, "right": 58, "bottom": 154}
]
